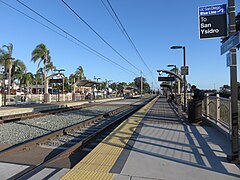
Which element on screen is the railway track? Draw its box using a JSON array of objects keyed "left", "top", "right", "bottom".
[
  {"left": 0, "top": 103, "right": 96, "bottom": 124},
  {"left": 0, "top": 96, "right": 155, "bottom": 179}
]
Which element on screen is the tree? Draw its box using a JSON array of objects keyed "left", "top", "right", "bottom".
[
  {"left": 46, "top": 61, "right": 56, "bottom": 74},
  {"left": 219, "top": 84, "right": 231, "bottom": 98},
  {"left": 75, "top": 66, "right": 86, "bottom": 81},
  {"left": 133, "top": 76, "right": 150, "bottom": 93},
  {"left": 2, "top": 43, "right": 14, "bottom": 95},
  {"left": 31, "top": 43, "right": 51, "bottom": 95},
  {"left": 69, "top": 73, "right": 76, "bottom": 85},
  {"left": 22, "top": 72, "right": 34, "bottom": 94},
  {"left": 109, "top": 82, "right": 117, "bottom": 91},
  {"left": 12, "top": 59, "right": 26, "bottom": 87}
]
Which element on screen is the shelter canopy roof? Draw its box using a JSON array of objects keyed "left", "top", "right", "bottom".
[{"left": 73, "top": 80, "right": 101, "bottom": 87}]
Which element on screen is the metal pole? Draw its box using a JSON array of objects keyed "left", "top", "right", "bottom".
[
  {"left": 3, "top": 58, "right": 7, "bottom": 106},
  {"left": 183, "top": 47, "right": 187, "bottom": 112},
  {"left": 140, "top": 71, "right": 143, "bottom": 97},
  {"left": 152, "top": 82, "right": 153, "bottom": 95},
  {"left": 227, "top": 0, "right": 239, "bottom": 163},
  {"left": 62, "top": 78, "right": 64, "bottom": 101}
]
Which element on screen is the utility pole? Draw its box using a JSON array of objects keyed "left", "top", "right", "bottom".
[
  {"left": 140, "top": 71, "right": 143, "bottom": 97},
  {"left": 227, "top": 0, "right": 239, "bottom": 163},
  {"left": 152, "top": 82, "right": 153, "bottom": 95},
  {"left": 3, "top": 58, "right": 7, "bottom": 106}
]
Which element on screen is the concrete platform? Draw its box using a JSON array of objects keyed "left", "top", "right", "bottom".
[{"left": 61, "top": 97, "right": 240, "bottom": 180}]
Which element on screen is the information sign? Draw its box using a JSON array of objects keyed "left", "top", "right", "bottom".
[
  {"left": 158, "top": 77, "right": 175, "bottom": 81},
  {"left": 49, "top": 79, "right": 63, "bottom": 83},
  {"left": 226, "top": 53, "right": 232, "bottom": 67},
  {"left": 199, "top": 4, "right": 227, "bottom": 39},
  {"left": 221, "top": 32, "right": 240, "bottom": 55},
  {"left": 181, "top": 66, "right": 189, "bottom": 75}
]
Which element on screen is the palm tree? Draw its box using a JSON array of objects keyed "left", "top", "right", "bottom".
[
  {"left": 31, "top": 43, "right": 51, "bottom": 97},
  {"left": 2, "top": 43, "right": 14, "bottom": 95},
  {"left": 34, "top": 68, "right": 44, "bottom": 94},
  {"left": 12, "top": 59, "right": 26, "bottom": 88},
  {"left": 75, "top": 66, "right": 86, "bottom": 81},
  {"left": 46, "top": 61, "right": 56, "bottom": 74},
  {"left": 22, "top": 72, "right": 34, "bottom": 94}
]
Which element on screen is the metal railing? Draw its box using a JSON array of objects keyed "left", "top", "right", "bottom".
[
  {"left": 178, "top": 93, "right": 239, "bottom": 132},
  {"left": 202, "top": 94, "right": 236, "bottom": 130}
]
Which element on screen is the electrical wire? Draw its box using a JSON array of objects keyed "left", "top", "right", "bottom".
[
  {"left": 102, "top": 0, "right": 159, "bottom": 87},
  {"left": 61, "top": 0, "right": 141, "bottom": 72},
  {"left": 8, "top": 0, "right": 137, "bottom": 76}
]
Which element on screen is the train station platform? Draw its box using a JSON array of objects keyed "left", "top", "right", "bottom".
[{"left": 61, "top": 97, "right": 240, "bottom": 180}]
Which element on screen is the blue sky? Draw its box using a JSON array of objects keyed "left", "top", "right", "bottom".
[{"left": 0, "top": 0, "right": 239, "bottom": 90}]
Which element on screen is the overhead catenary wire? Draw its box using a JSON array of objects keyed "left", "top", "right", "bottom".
[
  {"left": 101, "top": 0, "right": 159, "bottom": 87},
  {"left": 61, "top": 0, "right": 142, "bottom": 73},
  {"left": 9, "top": 0, "right": 137, "bottom": 76}
]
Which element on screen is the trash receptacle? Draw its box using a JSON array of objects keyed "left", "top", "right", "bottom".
[{"left": 188, "top": 100, "right": 202, "bottom": 123}]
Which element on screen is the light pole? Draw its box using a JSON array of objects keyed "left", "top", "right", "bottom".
[
  {"left": 94, "top": 76, "right": 101, "bottom": 82},
  {"left": 170, "top": 46, "right": 187, "bottom": 112},
  {"left": 105, "top": 79, "right": 112, "bottom": 88},
  {"left": 54, "top": 69, "right": 65, "bottom": 102}
]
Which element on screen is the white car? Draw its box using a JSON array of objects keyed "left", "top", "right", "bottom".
[
  {"left": 94, "top": 91, "right": 102, "bottom": 97},
  {"left": 16, "top": 91, "right": 24, "bottom": 95}
]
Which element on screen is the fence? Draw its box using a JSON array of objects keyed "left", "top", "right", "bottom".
[
  {"left": 202, "top": 94, "right": 238, "bottom": 130},
  {"left": 178, "top": 93, "right": 239, "bottom": 132},
  {"left": 0, "top": 93, "right": 118, "bottom": 106}
]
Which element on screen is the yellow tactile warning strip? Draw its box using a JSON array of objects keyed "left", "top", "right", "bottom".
[{"left": 61, "top": 96, "right": 158, "bottom": 180}]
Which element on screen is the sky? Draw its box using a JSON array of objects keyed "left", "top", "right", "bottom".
[{"left": 0, "top": 0, "right": 240, "bottom": 90}]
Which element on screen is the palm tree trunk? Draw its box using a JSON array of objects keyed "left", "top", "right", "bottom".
[
  {"left": 44, "top": 61, "right": 48, "bottom": 94},
  {"left": 7, "top": 67, "right": 12, "bottom": 96}
]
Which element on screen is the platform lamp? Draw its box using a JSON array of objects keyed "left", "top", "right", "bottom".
[
  {"left": 54, "top": 69, "right": 65, "bottom": 101},
  {"left": 170, "top": 46, "right": 187, "bottom": 112}
]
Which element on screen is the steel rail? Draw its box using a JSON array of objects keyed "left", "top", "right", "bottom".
[{"left": 9, "top": 96, "right": 155, "bottom": 180}]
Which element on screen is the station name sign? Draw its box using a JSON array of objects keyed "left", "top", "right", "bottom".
[
  {"left": 49, "top": 79, "right": 63, "bottom": 83},
  {"left": 158, "top": 77, "right": 175, "bottom": 82},
  {"left": 199, "top": 4, "right": 227, "bottom": 39}
]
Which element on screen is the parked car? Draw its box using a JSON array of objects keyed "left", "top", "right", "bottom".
[
  {"left": 94, "top": 91, "right": 102, "bottom": 97},
  {"left": 16, "top": 90, "right": 24, "bottom": 95}
]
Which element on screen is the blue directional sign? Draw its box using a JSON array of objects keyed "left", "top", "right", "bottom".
[
  {"left": 221, "top": 32, "right": 240, "bottom": 55},
  {"left": 199, "top": 4, "right": 227, "bottom": 39},
  {"left": 226, "top": 53, "right": 232, "bottom": 67}
]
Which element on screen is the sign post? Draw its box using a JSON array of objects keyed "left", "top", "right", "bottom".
[
  {"left": 226, "top": 0, "right": 239, "bottom": 163},
  {"left": 199, "top": 1, "right": 239, "bottom": 163},
  {"left": 199, "top": 4, "right": 227, "bottom": 39}
]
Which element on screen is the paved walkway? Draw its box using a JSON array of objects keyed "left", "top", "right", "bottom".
[{"left": 114, "top": 98, "right": 240, "bottom": 180}]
